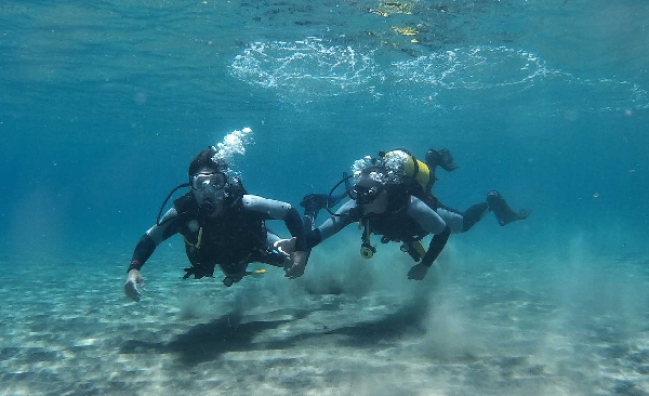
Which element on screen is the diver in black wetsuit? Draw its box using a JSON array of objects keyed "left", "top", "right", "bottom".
[
  {"left": 124, "top": 149, "right": 308, "bottom": 302},
  {"left": 301, "top": 148, "right": 530, "bottom": 235},
  {"left": 284, "top": 165, "right": 453, "bottom": 281},
  {"left": 281, "top": 149, "right": 530, "bottom": 280}
]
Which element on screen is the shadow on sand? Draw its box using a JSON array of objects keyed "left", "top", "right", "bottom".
[
  {"left": 120, "top": 302, "right": 428, "bottom": 365},
  {"left": 323, "top": 301, "right": 428, "bottom": 347},
  {"left": 120, "top": 311, "right": 300, "bottom": 365}
]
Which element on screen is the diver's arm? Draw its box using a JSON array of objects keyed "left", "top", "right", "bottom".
[
  {"left": 407, "top": 196, "right": 451, "bottom": 268},
  {"left": 242, "top": 195, "right": 311, "bottom": 278},
  {"left": 127, "top": 208, "right": 180, "bottom": 272},
  {"left": 308, "top": 199, "right": 359, "bottom": 248},
  {"left": 420, "top": 226, "right": 451, "bottom": 267},
  {"left": 242, "top": 195, "right": 308, "bottom": 252},
  {"left": 125, "top": 208, "right": 181, "bottom": 302},
  {"left": 128, "top": 235, "right": 157, "bottom": 272}
]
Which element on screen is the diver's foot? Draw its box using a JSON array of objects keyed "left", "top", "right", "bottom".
[
  {"left": 425, "top": 149, "right": 458, "bottom": 172},
  {"left": 486, "top": 190, "right": 531, "bottom": 226}
]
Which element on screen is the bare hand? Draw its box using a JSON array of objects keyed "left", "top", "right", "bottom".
[
  {"left": 285, "top": 251, "right": 307, "bottom": 279},
  {"left": 274, "top": 237, "right": 297, "bottom": 258},
  {"left": 124, "top": 269, "right": 145, "bottom": 302}
]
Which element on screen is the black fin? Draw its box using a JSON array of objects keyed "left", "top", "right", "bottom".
[
  {"left": 487, "top": 191, "right": 531, "bottom": 226},
  {"left": 425, "top": 149, "right": 459, "bottom": 172}
]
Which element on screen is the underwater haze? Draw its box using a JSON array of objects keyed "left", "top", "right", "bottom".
[{"left": 1, "top": 0, "right": 649, "bottom": 395}]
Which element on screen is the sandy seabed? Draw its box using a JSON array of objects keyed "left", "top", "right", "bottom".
[{"left": 1, "top": 243, "right": 648, "bottom": 396}]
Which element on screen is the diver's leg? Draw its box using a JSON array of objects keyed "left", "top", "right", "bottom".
[
  {"left": 438, "top": 191, "right": 531, "bottom": 232},
  {"left": 435, "top": 202, "right": 466, "bottom": 234},
  {"left": 461, "top": 202, "right": 490, "bottom": 231},
  {"left": 436, "top": 201, "right": 490, "bottom": 233}
]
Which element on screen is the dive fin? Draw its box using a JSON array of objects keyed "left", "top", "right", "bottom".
[
  {"left": 301, "top": 194, "right": 333, "bottom": 214},
  {"left": 425, "top": 149, "right": 459, "bottom": 172},
  {"left": 486, "top": 191, "right": 531, "bottom": 226},
  {"left": 300, "top": 193, "right": 344, "bottom": 214}
]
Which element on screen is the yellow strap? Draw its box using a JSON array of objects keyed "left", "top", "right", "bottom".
[
  {"left": 183, "top": 227, "right": 203, "bottom": 249},
  {"left": 196, "top": 227, "right": 203, "bottom": 249},
  {"left": 412, "top": 240, "right": 427, "bottom": 258},
  {"left": 414, "top": 159, "right": 430, "bottom": 187}
]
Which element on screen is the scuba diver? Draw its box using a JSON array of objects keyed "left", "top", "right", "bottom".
[
  {"left": 124, "top": 148, "right": 309, "bottom": 302},
  {"left": 286, "top": 164, "right": 454, "bottom": 281},
  {"left": 281, "top": 148, "right": 530, "bottom": 280}
]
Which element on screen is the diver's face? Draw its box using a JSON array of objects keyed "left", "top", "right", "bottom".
[
  {"left": 191, "top": 167, "right": 227, "bottom": 216},
  {"left": 361, "top": 189, "right": 388, "bottom": 214}
]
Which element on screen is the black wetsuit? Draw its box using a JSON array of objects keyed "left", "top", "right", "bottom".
[
  {"left": 129, "top": 193, "right": 307, "bottom": 279},
  {"left": 406, "top": 182, "right": 490, "bottom": 235},
  {"left": 307, "top": 194, "right": 451, "bottom": 268}
]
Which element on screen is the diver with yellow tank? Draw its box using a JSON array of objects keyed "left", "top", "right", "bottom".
[{"left": 281, "top": 148, "right": 530, "bottom": 280}]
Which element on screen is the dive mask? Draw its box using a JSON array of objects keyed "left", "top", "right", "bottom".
[
  {"left": 190, "top": 172, "right": 227, "bottom": 191},
  {"left": 352, "top": 185, "right": 383, "bottom": 205},
  {"left": 351, "top": 169, "right": 385, "bottom": 205}
]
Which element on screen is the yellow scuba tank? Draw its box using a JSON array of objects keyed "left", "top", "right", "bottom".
[{"left": 384, "top": 150, "right": 431, "bottom": 190}]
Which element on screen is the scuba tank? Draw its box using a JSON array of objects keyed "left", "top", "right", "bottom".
[{"left": 381, "top": 149, "right": 432, "bottom": 191}]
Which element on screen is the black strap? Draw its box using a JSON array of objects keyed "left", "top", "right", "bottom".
[{"left": 412, "top": 155, "right": 420, "bottom": 179}]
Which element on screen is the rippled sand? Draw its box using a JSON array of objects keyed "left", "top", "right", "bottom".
[{"left": 1, "top": 244, "right": 648, "bottom": 396}]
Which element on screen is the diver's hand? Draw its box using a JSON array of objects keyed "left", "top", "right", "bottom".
[
  {"left": 407, "top": 263, "right": 429, "bottom": 281},
  {"left": 285, "top": 250, "right": 308, "bottom": 279},
  {"left": 124, "top": 269, "right": 145, "bottom": 302},
  {"left": 274, "top": 237, "right": 297, "bottom": 258}
]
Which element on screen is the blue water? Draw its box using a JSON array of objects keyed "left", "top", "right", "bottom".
[{"left": 1, "top": 1, "right": 649, "bottom": 395}]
